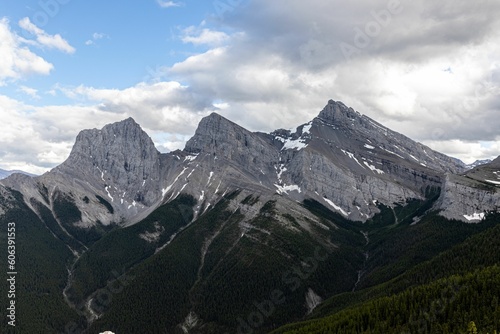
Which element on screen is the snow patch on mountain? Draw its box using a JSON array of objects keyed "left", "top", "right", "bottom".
[
  {"left": 409, "top": 154, "right": 419, "bottom": 162},
  {"left": 323, "top": 197, "right": 349, "bottom": 217},
  {"left": 466, "top": 159, "right": 493, "bottom": 169},
  {"left": 105, "top": 186, "right": 114, "bottom": 202},
  {"left": 276, "top": 164, "right": 287, "bottom": 183},
  {"left": 341, "top": 150, "right": 364, "bottom": 169},
  {"left": 184, "top": 153, "right": 199, "bottom": 162},
  {"left": 381, "top": 147, "right": 404, "bottom": 159},
  {"left": 207, "top": 171, "right": 214, "bottom": 186},
  {"left": 280, "top": 137, "right": 308, "bottom": 151},
  {"left": 363, "top": 161, "right": 384, "bottom": 174},
  {"left": 162, "top": 167, "right": 188, "bottom": 198},
  {"left": 463, "top": 212, "right": 485, "bottom": 221},
  {"left": 274, "top": 122, "right": 312, "bottom": 151},
  {"left": 275, "top": 184, "right": 301, "bottom": 195}
]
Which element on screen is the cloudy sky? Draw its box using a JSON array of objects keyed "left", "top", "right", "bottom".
[{"left": 1, "top": 0, "right": 499, "bottom": 173}]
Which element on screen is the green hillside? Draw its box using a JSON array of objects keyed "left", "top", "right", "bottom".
[
  {"left": 271, "top": 265, "right": 500, "bottom": 334},
  {"left": 271, "top": 213, "right": 500, "bottom": 334}
]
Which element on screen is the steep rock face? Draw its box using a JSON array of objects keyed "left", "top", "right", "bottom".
[
  {"left": 286, "top": 148, "right": 424, "bottom": 221},
  {"left": 0, "top": 185, "right": 18, "bottom": 216},
  {"left": 437, "top": 173, "right": 500, "bottom": 222},
  {"left": 316, "top": 100, "right": 466, "bottom": 174},
  {"left": 437, "top": 156, "right": 500, "bottom": 221},
  {"left": 1, "top": 118, "right": 165, "bottom": 227},
  {"left": 2, "top": 100, "right": 495, "bottom": 226},
  {"left": 184, "top": 112, "right": 280, "bottom": 177},
  {"left": 260, "top": 101, "right": 452, "bottom": 220},
  {"left": 164, "top": 101, "right": 460, "bottom": 222},
  {"left": 159, "top": 113, "right": 281, "bottom": 220},
  {"left": 56, "top": 117, "right": 162, "bottom": 206}
]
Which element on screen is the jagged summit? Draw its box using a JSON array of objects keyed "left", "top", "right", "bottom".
[
  {"left": 317, "top": 99, "right": 362, "bottom": 125},
  {"left": 121, "top": 116, "right": 139, "bottom": 124},
  {"left": 186, "top": 112, "right": 238, "bottom": 141},
  {"left": 2, "top": 102, "right": 500, "bottom": 334},
  {"left": 1, "top": 100, "right": 497, "bottom": 229},
  {"left": 58, "top": 117, "right": 161, "bottom": 206},
  {"left": 108, "top": 116, "right": 145, "bottom": 133},
  {"left": 62, "top": 117, "right": 159, "bottom": 174},
  {"left": 184, "top": 111, "right": 261, "bottom": 155}
]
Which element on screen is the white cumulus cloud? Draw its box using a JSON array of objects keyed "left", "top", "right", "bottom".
[
  {"left": 157, "top": 0, "right": 183, "bottom": 8},
  {"left": 0, "top": 17, "right": 54, "bottom": 84},
  {"left": 181, "top": 27, "right": 231, "bottom": 46},
  {"left": 18, "top": 85, "right": 40, "bottom": 99},
  {"left": 18, "top": 17, "right": 75, "bottom": 54}
]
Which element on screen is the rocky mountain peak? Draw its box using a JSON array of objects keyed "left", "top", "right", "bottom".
[
  {"left": 195, "top": 112, "right": 237, "bottom": 134},
  {"left": 57, "top": 117, "right": 161, "bottom": 206},
  {"left": 184, "top": 112, "right": 255, "bottom": 155},
  {"left": 317, "top": 99, "right": 362, "bottom": 126},
  {"left": 64, "top": 117, "right": 158, "bottom": 168}
]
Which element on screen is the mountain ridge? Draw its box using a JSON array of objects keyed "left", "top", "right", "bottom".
[
  {"left": 1, "top": 99, "right": 498, "bottom": 225},
  {"left": 1, "top": 99, "right": 500, "bottom": 333},
  {"left": 0, "top": 168, "right": 36, "bottom": 180}
]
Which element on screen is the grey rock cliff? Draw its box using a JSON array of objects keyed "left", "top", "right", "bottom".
[
  {"left": 1, "top": 118, "right": 164, "bottom": 227},
  {"left": 437, "top": 156, "right": 500, "bottom": 221},
  {"left": 2, "top": 100, "right": 497, "bottom": 227},
  {"left": 162, "top": 100, "right": 468, "bottom": 222},
  {"left": 56, "top": 117, "right": 162, "bottom": 206}
]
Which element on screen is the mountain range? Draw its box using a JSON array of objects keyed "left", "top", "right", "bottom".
[
  {"left": 0, "top": 100, "right": 499, "bottom": 333},
  {"left": 466, "top": 159, "right": 493, "bottom": 169},
  {"left": 0, "top": 169, "right": 36, "bottom": 180}
]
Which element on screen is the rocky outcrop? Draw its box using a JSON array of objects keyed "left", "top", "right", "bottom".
[
  {"left": 437, "top": 173, "right": 500, "bottom": 222},
  {"left": 1, "top": 118, "right": 165, "bottom": 227},
  {"left": 184, "top": 112, "right": 280, "bottom": 178},
  {"left": 437, "top": 156, "right": 500, "bottom": 222},
  {"left": 56, "top": 117, "right": 162, "bottom": 206}
]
